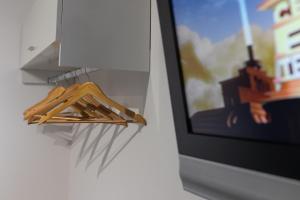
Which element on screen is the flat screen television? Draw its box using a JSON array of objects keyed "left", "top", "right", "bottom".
[{"left": 157, "top": 0, "right": 300, "bottom": 199}]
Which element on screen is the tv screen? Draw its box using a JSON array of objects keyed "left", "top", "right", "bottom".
[{"left": 171, "top": 0, "right": 300, "bottom": 145}]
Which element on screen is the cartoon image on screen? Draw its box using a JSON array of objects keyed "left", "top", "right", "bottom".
[{"left": 172, "top": 0, "right": 300, "bottom": 144}]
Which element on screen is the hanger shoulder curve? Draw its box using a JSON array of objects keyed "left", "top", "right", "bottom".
[
  {"left": 24, "top": 86, "right": 66, "bottom": 118},
  {"left": 37, "top": 83, "right": 146, "bottom": 125}
]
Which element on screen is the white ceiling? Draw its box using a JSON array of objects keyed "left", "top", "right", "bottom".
[{"left": 0, "top": 0, "right": 35, "bottom": 22}]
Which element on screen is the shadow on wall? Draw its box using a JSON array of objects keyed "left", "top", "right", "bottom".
[
  {"left": 41, "top": 123, "right": 144, "bottom": 177},
  {"left": 34, "top": 70, "right": 148, "bottom": 177}
]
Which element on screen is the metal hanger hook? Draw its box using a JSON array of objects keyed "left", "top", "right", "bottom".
[
  {"left": 72, "top": 71, "right": 77, "bottom": 84},
  {"left": 85, "top": 67, "right": 91, "bottom": 81},
  {"left": 75, "top": 70, "right": 81, "bottom": 83},
  {"left": 65, "top": 73, "right": 71, "bottom": 86}
]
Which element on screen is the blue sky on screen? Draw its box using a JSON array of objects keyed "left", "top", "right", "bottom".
[{"left": 172, "top": 0, "right": 273, "bottom": 43}]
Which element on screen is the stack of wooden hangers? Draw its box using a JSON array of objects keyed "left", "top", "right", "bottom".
[{"left": 24, "top": 82, "right": 146, "bottom": 127}]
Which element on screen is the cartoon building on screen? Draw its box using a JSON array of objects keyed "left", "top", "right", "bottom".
[
  {"left": 220, "top": 0, "right": 300, "bottom": 125},
  {"left": 260, "top": 0, "right": 300, "bottom": 83}
]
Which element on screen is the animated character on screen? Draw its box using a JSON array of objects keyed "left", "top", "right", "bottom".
[{"left": 221, "top": 0, "right": 300, "bottom": 125}]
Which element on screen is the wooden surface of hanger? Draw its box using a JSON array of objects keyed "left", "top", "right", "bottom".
[
  {"left": 81, "top": 95, "right": 127, "bottom": 122},
  {"left": 25, "top": 84, "right": 125, "bottom": 124},
  {"left": 27, "top": 103, "right": 129, "bottom": 126},
  {"left": 24, "top": 83, "right": 82, "bottom": 121},
  {"left": 24, "top": 85, "right": 112, "bottom": 124},
  {"left": 36, "top": 82, "right": 146, "bottom": 125},
  {"left": 24, "top": 86, "right": 66, "bottom": 118},
  {"left": 30, "top": 114, "right": 128, "bottom": 126},
  {"left": 24, "top": 81, "right": 146, "bottom": 126}
]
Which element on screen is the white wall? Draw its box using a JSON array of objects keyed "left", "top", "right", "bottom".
[
  {"left": 0, "top": 0, "right": 205, "bottom": 199},
  {"left": 0, "top": 1, "right": 70, "bottom": 200},
  {"left": 67, "top": 1, "right": 204, "bottom": 200}
]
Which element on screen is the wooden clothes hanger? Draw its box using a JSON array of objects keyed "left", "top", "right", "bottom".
[
  {"left": 24, "top": 80, "right": 146, "bottom": 126},
  {"left": 25, "top": 84, "right": 129, "bottom": 125},
  {"left": 29, "top": 114, "right": 129, "bottom": 126},
  {"left": 24, "top": 89, "right": 114, "bottom": 124},
  {"left": 35, "top": 82, "right": 146, "bottom": 125},
  {"left": 24, "top": 84, "right": 80, "bottom": 120},
  {"left": 24, "top": 76, "right": 75, "bottom": 117},
  {"left": 24, "top": 86, "right": 66, "bottom": 118},
  {"left": 65, "top": 72, "right": 124, "bottom": 122},
  {"left": 28, "top": 100, "right": 129, "bottom": 126},
  {"left": 25, "top": 84, "right": 106, "bottom": 121}
]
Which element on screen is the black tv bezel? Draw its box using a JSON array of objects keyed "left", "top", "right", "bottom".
[{"left": 157, "top": 0, "right": 300, "bottom": 181}]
